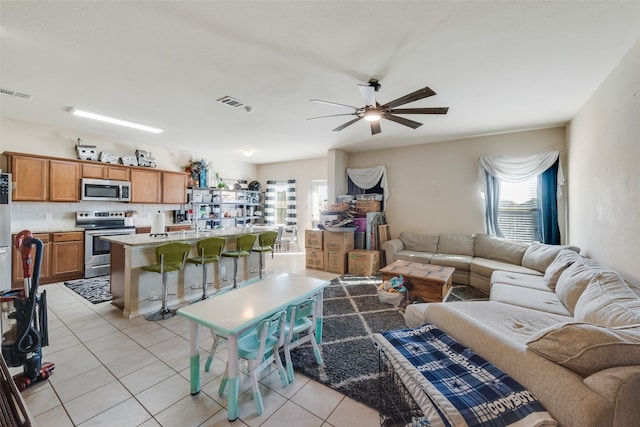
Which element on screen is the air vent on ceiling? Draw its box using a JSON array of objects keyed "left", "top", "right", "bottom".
[
  {"left": 217, "top": 96, "right": 245, "bottom": 108},
  {"left": 1, "top": 88, "right": 31, "bottom": 100}
]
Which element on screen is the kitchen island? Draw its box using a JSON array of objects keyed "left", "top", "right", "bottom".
[{"left": 102, "top": 226, "right": 276, "bottom": 318}]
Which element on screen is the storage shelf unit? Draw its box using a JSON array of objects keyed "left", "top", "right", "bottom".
[{"left": 185, "top": 188, "right": 263, "bottom": 230}]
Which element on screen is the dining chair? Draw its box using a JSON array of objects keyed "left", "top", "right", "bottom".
[
  {"left": 282, "top": 296, "right": 323, "bottom": 382},
  {"left": 279, "top": 224, "right": 299, "bottom": 252},
  {"left": 141, "top": 242, "right": 191, "bottom": 321},
  {"left": 252, "top": 231, "right": 278, "bottom": 278},
  {"left": 221, "top": 234, "right": 257, "bottom": 288},
  {"left": 218, "top": 310, "right": 289, "bottom": 415},
  {"left": 185, "top": 237, "right": 227, "bottom": 301}
]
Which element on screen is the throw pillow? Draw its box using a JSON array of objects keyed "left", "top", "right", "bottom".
[
  {"left": 473, "top": 233, "right": 527, "bottom": 264},
  {"left": 574, "top": 271, "right": 640, "bottom": 327},
  {"left": 400, "top": 232, "right": 438, "bottom": 253},
  {"left": 527, "top": 322, "right": 640, "bottom": 377},
  {"left": 543, "top": 249, "right": 582, "bottom": 290},
  {"left": 522, "top": 243, "right": 580, "bottom": 273},
  {"left": 554, "top": 256, "right": 602, "bottom": 313}
]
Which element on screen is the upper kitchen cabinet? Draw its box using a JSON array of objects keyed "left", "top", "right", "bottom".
[
  {"left": 82, "top": 163, "right": 130, "bottom": 181},
  {"left": 49, "top": 160, "right": 80, "bottom": 202},
  {"left": 9, "top": 154, "right": 48, "bottom": 201},
  {"left": 130, "top": 168, "right": 161, "bottom": 203},
  {"left": 161, "top": 171, "right": 188, "bottom": 204}
]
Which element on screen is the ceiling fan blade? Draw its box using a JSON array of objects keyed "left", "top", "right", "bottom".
[
  {"left": 370, "top": 120, "right": 382, "bottom": 135},
  {"left": 358, "top": 84, "right": 376, "bottom": 107},
  {"left": 332, "top": 117, "right": 363, "bottom": 132},
  {"left": 387, "top": 107, "right": 449, "bottom": 115},
  {"left": 383, "top": 114, "right": 423, "bottom": 129},
  {"left": 381, "top": 86, "right": 437, "bottom": 109},
  {"left": 307, "top": 113, "right": 358, "bottom": 121},
  {"left": 310, "top": 99, "right": 360, "bottom": 110}
]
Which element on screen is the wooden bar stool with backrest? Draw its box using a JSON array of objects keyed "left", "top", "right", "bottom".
[
  {"left": 142, "top": 242, "right": 192, "bottom": 321},
  {"left": 186, "top": 237, "right": 227, "bottom": 301},
  {"left": 282, "top": 296, "right": 323, "bottom": 382},
  {"left": 221, "top": 234, "right": 256, "bottom": 288},
  {"left": 252, "top": 231, "right": 278, "bottom": 279}
]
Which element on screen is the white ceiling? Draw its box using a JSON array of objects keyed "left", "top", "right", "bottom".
[{"left": 2, "top": 1, "right": 640, "bottom": 165}]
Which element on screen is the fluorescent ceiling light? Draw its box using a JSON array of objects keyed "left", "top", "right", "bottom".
[
  {"left": 71, "top": 108, "right": 164, "bottom": 134},
  {"left": 242, "top": 149, "right": 255, "bottom": 157}
]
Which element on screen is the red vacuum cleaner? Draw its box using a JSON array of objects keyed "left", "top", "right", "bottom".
[{"left": 0, "top": 230, "right": 54, "bottom": 391}]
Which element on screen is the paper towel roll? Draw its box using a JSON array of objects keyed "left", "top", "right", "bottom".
[{"left": 150, "top": 212, "right": 165, "bottom": 235}]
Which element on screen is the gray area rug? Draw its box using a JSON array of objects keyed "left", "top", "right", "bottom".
[
  {"left": 289, "top": 274, "right": 489, "bottom": 411},
  {"left": 64, "top": 276, "right": 112, "bottom": 304}
]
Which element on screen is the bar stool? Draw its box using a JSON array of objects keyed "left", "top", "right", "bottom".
[
  {"left": 186, "top": 237, "right": 227, "bottom": 301},
  {"left": 252, "top": 231, "right": 278, "bottom": 279},
  {"left": 142, "top": 242, "right": 191, "bottom": 321},
  {"left": 221, "top": 234, "right": 256, "bottom": 288}
]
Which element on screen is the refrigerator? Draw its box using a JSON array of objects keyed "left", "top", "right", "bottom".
[{"left": 0, "top": 173, "right": 11, "bottom": 291}]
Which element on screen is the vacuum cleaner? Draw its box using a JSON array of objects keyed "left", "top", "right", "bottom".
[{"left": 0, "top": 230, "right": 54, "bottom": 391}]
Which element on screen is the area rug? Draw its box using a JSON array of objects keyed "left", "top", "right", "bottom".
[
  {"left": 63, "top": 276, "right": 112, "bottom": 304},
  {"left": 289, "top": 274, "right": 488, "bottom": 411}
]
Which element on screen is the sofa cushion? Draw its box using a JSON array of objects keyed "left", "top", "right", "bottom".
[
  {"left": 490, "top": 283, "right": 572, "bottom": 316},
  {"left": 471, "top": 257, "right": 542, "bottom": 280},
  {"left": 437, "top": 233, "right": 474, "bottom": 257},
  {"left": 490, "top": 271, "right": 551, "bottom": 293},
  {"left": 522, "top": 243, "right": 580, "bottom": 273},
  {"left": 430, "top": 253, "right": 472, "bottom": 272},
  {"left": 399, "top": 232, "right": 438, "bottom": 253},
  {"left": 544, "top": 249, "right": 583, "bottom": 291},
  {"left": 527, "top": 322, "right": 640, "bottom": 377},
  {"left": 395, "top": 250, "right": 432, "bottom": 264},
  {"left": 574, "top": 272, "right": 640, "bottom": 327},
  {"left": 474, "top": 233, "right": 527, "bottom": 265},
  {"left": 555, "top": 257, "right": 604, "bottom": 314}
]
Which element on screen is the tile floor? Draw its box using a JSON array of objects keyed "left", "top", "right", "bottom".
[{"left": 11, "top": 251, "right": 380, "bottom": 426}]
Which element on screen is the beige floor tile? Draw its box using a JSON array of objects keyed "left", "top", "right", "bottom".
[
  {"left": 132, "top": 326, "right": 180, "bottom": 347},
  {"left": 326, "top": 396, "right": 379, "bottom": 427},
  {"left": 84, "top": 331, "right": 144, "bottom": 364},
  {"left": 64, "top": 381, "right": 132, "bottom": 425},
  {"left": 259, "top": 400, "right": 324, "bottom": 427},
  {"left": 54, "top": 366, "right": 117, "bottom": 403},
  {"left": 138, "top": 418, "right": 162, "bottom": 427},
  {"left": 236, "top": 384, "right": 288, "bottom": 427},
  {"left": 154, "top": 392, "right": 224, "bottom": 427},
  {"left": 23, "top": 385, "right": 61, "bottom": 417},
  {"left": 33, "top": 404, "right": 74, "bottom": 427},
  {"left": 120, "top": 359, "right": 176, "bottom": 395},
  {"left": 77, "top": 397, "right": 152, "bottom": 426},
  {"left": 47, "top": 344, "right": 103, "bottom": 383},
  {"left": 42, "top": 331, "right": 82, "bottom": 355},
  {"left": 121, "top": 319, "right": 163, "bottom": 338},
  {"left": 104, "top": 348, "right": 160, "bottom": 378},
  {"left": 198, "top": 408, "right": 250, "bottom": 427},
  {"left": 290, "top": 379, "right": 344, "bottom": 420},
  {"left": 146, "top": 334, "right": 190, "bottom": 359},
  {"left": 136, "top": 373, "right": 191, "bottom": 415}
]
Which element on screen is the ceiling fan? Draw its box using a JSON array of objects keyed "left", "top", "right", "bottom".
[{"left": 308, "top": 79, "right": 449, "bottom": 135}]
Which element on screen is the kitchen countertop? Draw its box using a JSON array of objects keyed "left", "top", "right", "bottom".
[{"left": 101, "top": 226, "right": 277, "bottom": 247}]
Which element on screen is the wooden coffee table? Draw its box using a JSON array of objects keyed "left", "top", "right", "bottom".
[{"left": 379, "top": 260, "right": 455, "bottom": 303}]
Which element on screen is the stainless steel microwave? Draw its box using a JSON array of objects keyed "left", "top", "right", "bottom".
[{"left": 81, "top": 178, "right": 131, "bottom": 202}]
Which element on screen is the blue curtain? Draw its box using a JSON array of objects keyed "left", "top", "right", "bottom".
[
  {"left": 285, "top": 179, "right": 297, "bottom": 226},
  {"left": 484, "top": 171, "right": 504, "bottom": 238},
  {"left": 537, "top": 159, "right": 560, "bottom": 244},
  {"left": 264, "top": 180, "right": 277, "bottom": 225}
]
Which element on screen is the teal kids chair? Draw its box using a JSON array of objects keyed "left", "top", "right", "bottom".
[{"left": 282, "top": 296, "right": 323, "bottom": 382}]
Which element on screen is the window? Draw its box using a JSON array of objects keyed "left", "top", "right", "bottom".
[
  {"left": 310, "top": 181, "right": 327, "bottom": 228},
  {"left": 498, "top": 177, "right": 540, "bottom": 243},
  {"left": 274, "top": 182, "right": 288, "bottom": 225}
]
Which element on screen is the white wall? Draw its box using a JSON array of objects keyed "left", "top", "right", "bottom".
[
  {"left": 345, "top": 127, "right": 567, "bottom": 239},
  {"left": 567, "top": 39, "right": 640, "bottom": 284},
  {"left": 257, "top": 157, "right": 328, "bottom": 234}
]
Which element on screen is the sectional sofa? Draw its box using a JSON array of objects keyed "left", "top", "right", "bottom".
[{"left": 391, "top": 234, "right": 640, "bottom": 426}]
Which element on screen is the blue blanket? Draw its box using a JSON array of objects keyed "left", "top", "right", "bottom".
[{"left": 377, "top": 324, "right": 556, "bottom": 427}]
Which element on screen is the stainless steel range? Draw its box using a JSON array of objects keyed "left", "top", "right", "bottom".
[{"left": 76, "top": 211, "right": 136, "bottom": 278}]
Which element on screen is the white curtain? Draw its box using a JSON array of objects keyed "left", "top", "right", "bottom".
[
  {"left": 479, "top": 151, "right": 565, "bottom": 196},
  {"left": 346, "top": 165, "right": 389, "bottom": 205}
]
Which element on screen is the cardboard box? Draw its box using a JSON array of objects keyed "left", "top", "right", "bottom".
[
  {"left": 323, "top": 231, "right": 355, "bottom": 252},
  {"left": 324, "top": 251, "right": 348, "bottom": 274},
  {"left": 356, "top": 200, "right": 381, "bottom": 213},
  {"left": 305, "top": 229, "right": 324, "bottom": 249},
  {"left": 348, "top": 250, "right": 380, "bottom": 276},
  {"left": 305, "top": 249, "right": 324, "bottom": 270}
]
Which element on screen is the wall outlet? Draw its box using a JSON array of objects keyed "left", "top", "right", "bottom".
[{"left": 45, "top": 213, "right": 53, "bottom": 221}]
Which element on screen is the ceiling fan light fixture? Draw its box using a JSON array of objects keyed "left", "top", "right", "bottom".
[
  {"left": 363, "top": 109, "right": 381, "bottom": 122},
  {"left": 70, "top": 108, "right": 164, "bottom": 134}
]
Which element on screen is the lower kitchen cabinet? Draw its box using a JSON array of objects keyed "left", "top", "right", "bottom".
[{"left": 12, "top": 233, "right": 51, "bottom": 288}]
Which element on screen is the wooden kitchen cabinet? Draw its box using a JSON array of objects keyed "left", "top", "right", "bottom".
[
  {"left": 12, "top": 233, "right": 51, "bottom": 288},
  {"left": 49, "top": 160, "right": 80, "bottom": 202},
  {"left": 130, "top": 168, "right": 162, "bottom": 203},
  {"left": 162, "top": 171, "right": 188, "bottom": 204},
  {"left": 9, "top": 155, "right": 48, "bottom": 201},
  {"left": 51, "top": 232, "right": 84, "bottom": 279},
  {"left": 82, "top": 163, "right": 130, "bottom": 181}
]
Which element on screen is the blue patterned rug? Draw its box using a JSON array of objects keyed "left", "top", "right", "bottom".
[{"left": 64, "top": 276, "right": 112, "bottom": 304}]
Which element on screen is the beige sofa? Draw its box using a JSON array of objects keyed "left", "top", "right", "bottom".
[
  {"left": 382, "top": 232, "right": 579, "bottom": 293},
  {"left": 403, "top": 250, "right": 640, "bottom": 427}
]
